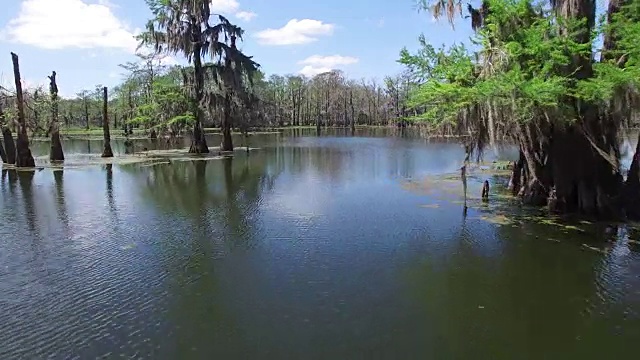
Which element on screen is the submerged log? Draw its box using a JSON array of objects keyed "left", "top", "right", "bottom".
[
  {"left": 11, "top": 52, "right": 35, "bottom": 168},
  {"left": 48, "top": 71, "right": 64, "bottom": 162},
  {"left": 101, "top": 86, "right": 113, "bottom": 158}
]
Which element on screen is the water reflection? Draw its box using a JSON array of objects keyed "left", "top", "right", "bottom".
[
  {"left": 1, "top": 132, "right": 639, "bottom": 358},
  {"left": 17, "top": 170, "right": 37, "bottom": 234},
  {"left": 105, "top": 164, "right": 115, "bottom": 214}
]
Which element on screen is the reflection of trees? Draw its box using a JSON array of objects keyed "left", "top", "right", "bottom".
[
  {"left": 105, "top": 164, "right": 116, "bottom": 214},
  {"left": 117, "top": 156, "right": 282, "bottom": 355},
  {"left": 17, "top": 170, "right": 37, "bottom": 234},
  {"left": 1, "top": 168, "right": 18, "bottom": 195},
  {"left": 53, "top": 169, "right": 70, "bottom": 232},
  {"left": 123, "top": 154, "right": 282, "bottom": 246},
  {"left": 407, "top": 221, "right": 608, "bottom": 358}
]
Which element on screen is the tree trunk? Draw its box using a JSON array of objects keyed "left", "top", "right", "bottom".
[
  {"left": 49, "top": 71, "right": 64, "bottom": 162},
  {"left": 316, "top": 94, "right": 321, "bottom": 136},
  {"left": 350, "top": 90, "right": 355, "bottom": 136},
  {"left": 624, "top": 132, "right": 640, "bottom": 219},
  {"left": 188, "top": 41, "right": 209, "bottom": 154},
  {"left": 2, "top": 128, "right": 16, "bottom": 165},
  {"left": 11, "top": 52, "right": 35, "bottom": 168},
  {"left": 507, "top": 0, "right": 625, "bottom": 219},
  {"left": 0, "top": 132, "right": 5, "bottom": 163},
  {"left": 0, "top": 102, "right": 7, "bottom": 163},
  {"left": 101, "top": 87, "right": 113, "bottom": 158},
  {"left": 220, "top": 93, "right": 233, "bottom": 152},
  {"left": 84, "top": 97, "right": 89, "bottom": 130}
]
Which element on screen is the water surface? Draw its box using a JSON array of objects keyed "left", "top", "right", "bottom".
[{"left": 1, "top": 129, "right": 639, "bottom": 359}]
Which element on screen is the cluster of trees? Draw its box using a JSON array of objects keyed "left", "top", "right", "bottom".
[
  {"left": 401, "top": 0, "right": 640, "bottom": 218},
  {"left": 2, "top": 57, "right": 419, "bottom": 142},
  {"left": 1, "top": 0, "right": 421, "bottom": 162}
]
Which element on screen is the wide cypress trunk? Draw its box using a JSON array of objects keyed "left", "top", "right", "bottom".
[
  {"left": 188, "top": 36, "right": 209, "bottom": 154},
  {"left": 11, "top": 52, "right": 35, "bottom": 168},
  {"left": 48, "top": 71, "right": 64, "bottom": 162},
  {"left": 101, "top": 87, "right": 114, "bottom": 158},
  {"left": 509, "top": 0, "right": 624, "bottom": 218}
]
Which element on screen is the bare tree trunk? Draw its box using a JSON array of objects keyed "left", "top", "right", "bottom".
[
  {"left": 49, "top": 71, "right": 64, "bottom": 161},
  {"left": 220, "top": 93, "right": 233, "bottom": 152},
  {"left": 316, "top": 93, "right": 321, "bottom": 136},
  {"left": 101, "top": 87, "right": 113, "bottom": 158},
  {"left": 11, "top": 52, "right": 35, "bottom": 168},
  {"left": 0, "top": 102, "right": 7, "bottom": 163},
  {"left": 2, "top": 128, "right": 16, "bottom": 165},
  {"left": 350, "top": 90, "right": 355, "bottom": 136},
  {"left": 84, "top": 96, "right": 89, "bottom": 130}
]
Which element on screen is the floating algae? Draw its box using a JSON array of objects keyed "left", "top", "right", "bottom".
[
  {"left": 582, "top": 243, "right": 608, "bottom": 254},
  {"left": 420, "top": 204, "right": 441, "bottom": 209},
  {"left": 477, "top": 213, "right": 513, "bottom": 226},
  {"left": 1, "top": 147, "right": 257, "bottom": 171}
]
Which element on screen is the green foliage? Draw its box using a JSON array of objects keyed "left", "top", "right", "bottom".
[
  {"left": 399, "top": 0, "right": 640, "bottom": 127},
  {"left": 577, "top": 0, "right": 640, "bottom": 103}
]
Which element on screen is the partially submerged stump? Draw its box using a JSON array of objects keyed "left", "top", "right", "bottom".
[
  {"left": 101, "top": 86, "right": 113, "bottom": 158},
  {"left": 0, "top": 102, "right": 8, "bottom": 163},
  {"left": 48, "top": 71, "right": 65, "bottom": 162},
  {"left": 11, "top": 52, "right": 35, "bottom": 168},
  {"left": 1, "top": 128, "right": 16, "bottom": 164},
  {"left": 0, "top": 136, "right": 6, "bottom": 163}
]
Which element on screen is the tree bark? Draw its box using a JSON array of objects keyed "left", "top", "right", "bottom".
[
  {"left": 11, "top": 52, "right": 35, "bottom": 168},
  {"left": 506, "top": 0, "right": 625, "bottom": 218},
  {"left": 187, "top": 25, "right": 209, "bottom": 154},
  {"left": 0, "top": 102, "right": 7, "bottom": 163},
  {"left": 220, "top": 93, "right": 233, "bottom": 152},
  {"left": 0, "top": 136, "right": 6, "bottom": 163},
  {"left": 101, "top": 87, "right": 113, "bottom": 158},
  {"left": 350, "top": 90, "right": 355, "bottom": 136},
  {"left": 49, "top": 71, "right": 64, "bottom": 162},
  {"left": 2, "top": 128, "right": 16, "bottom": 165},
  {"left": 84, "top": 96, "right": 89, "bottom": 130}
]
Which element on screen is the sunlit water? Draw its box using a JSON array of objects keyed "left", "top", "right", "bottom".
[{"left": 1, "top": 129, "right": 639, "bottom": 359}]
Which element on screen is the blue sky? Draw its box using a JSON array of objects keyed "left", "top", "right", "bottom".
[{"left": 0, "top": 0, "right": 475, "bottom": 98}]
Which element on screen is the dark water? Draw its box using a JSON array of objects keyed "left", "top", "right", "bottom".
[{"left": 1, "top": 129, "right": 639, "bottom": 359}]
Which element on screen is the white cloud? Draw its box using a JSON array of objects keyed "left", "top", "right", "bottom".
[
  {"left": 299, "top": 66, "right": 332, "bottom": 77},
  {"left": 236, "top": 11, "right": 257, "bottom": 21},
  {"left": 377, "top": 17, "right": 385, "bottom": 27},
  {"left": 157, "top": 55, "right": 180, "bottom": 66},
  {"left": 256, "top": 19, "right": 335, "bottom": 45},
  {"left": 210, "top": 0, "right": 240, "bottom": 14},
  {"left": 136, "top": 47, "right": 180, "bottom": 67},
  {"left": 1, "top": 0, "right": 139, "bottom": 52},
  {"left": 299, "top": 55, "right": 359, "bottom": 68},
  {"left": 297, "top": 55, "right": 359, "bottom": 77},
  {"left": 210, "top": 1, "right": 257, "bottom": 23}
]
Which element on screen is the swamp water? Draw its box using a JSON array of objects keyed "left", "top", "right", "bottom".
[{"left": 0, "top": 129, "right": 639, "bottom": 359}]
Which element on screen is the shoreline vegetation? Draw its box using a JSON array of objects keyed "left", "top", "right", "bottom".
[{"left": 1, "top": 0, "right": 640, "bottom": 221}]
